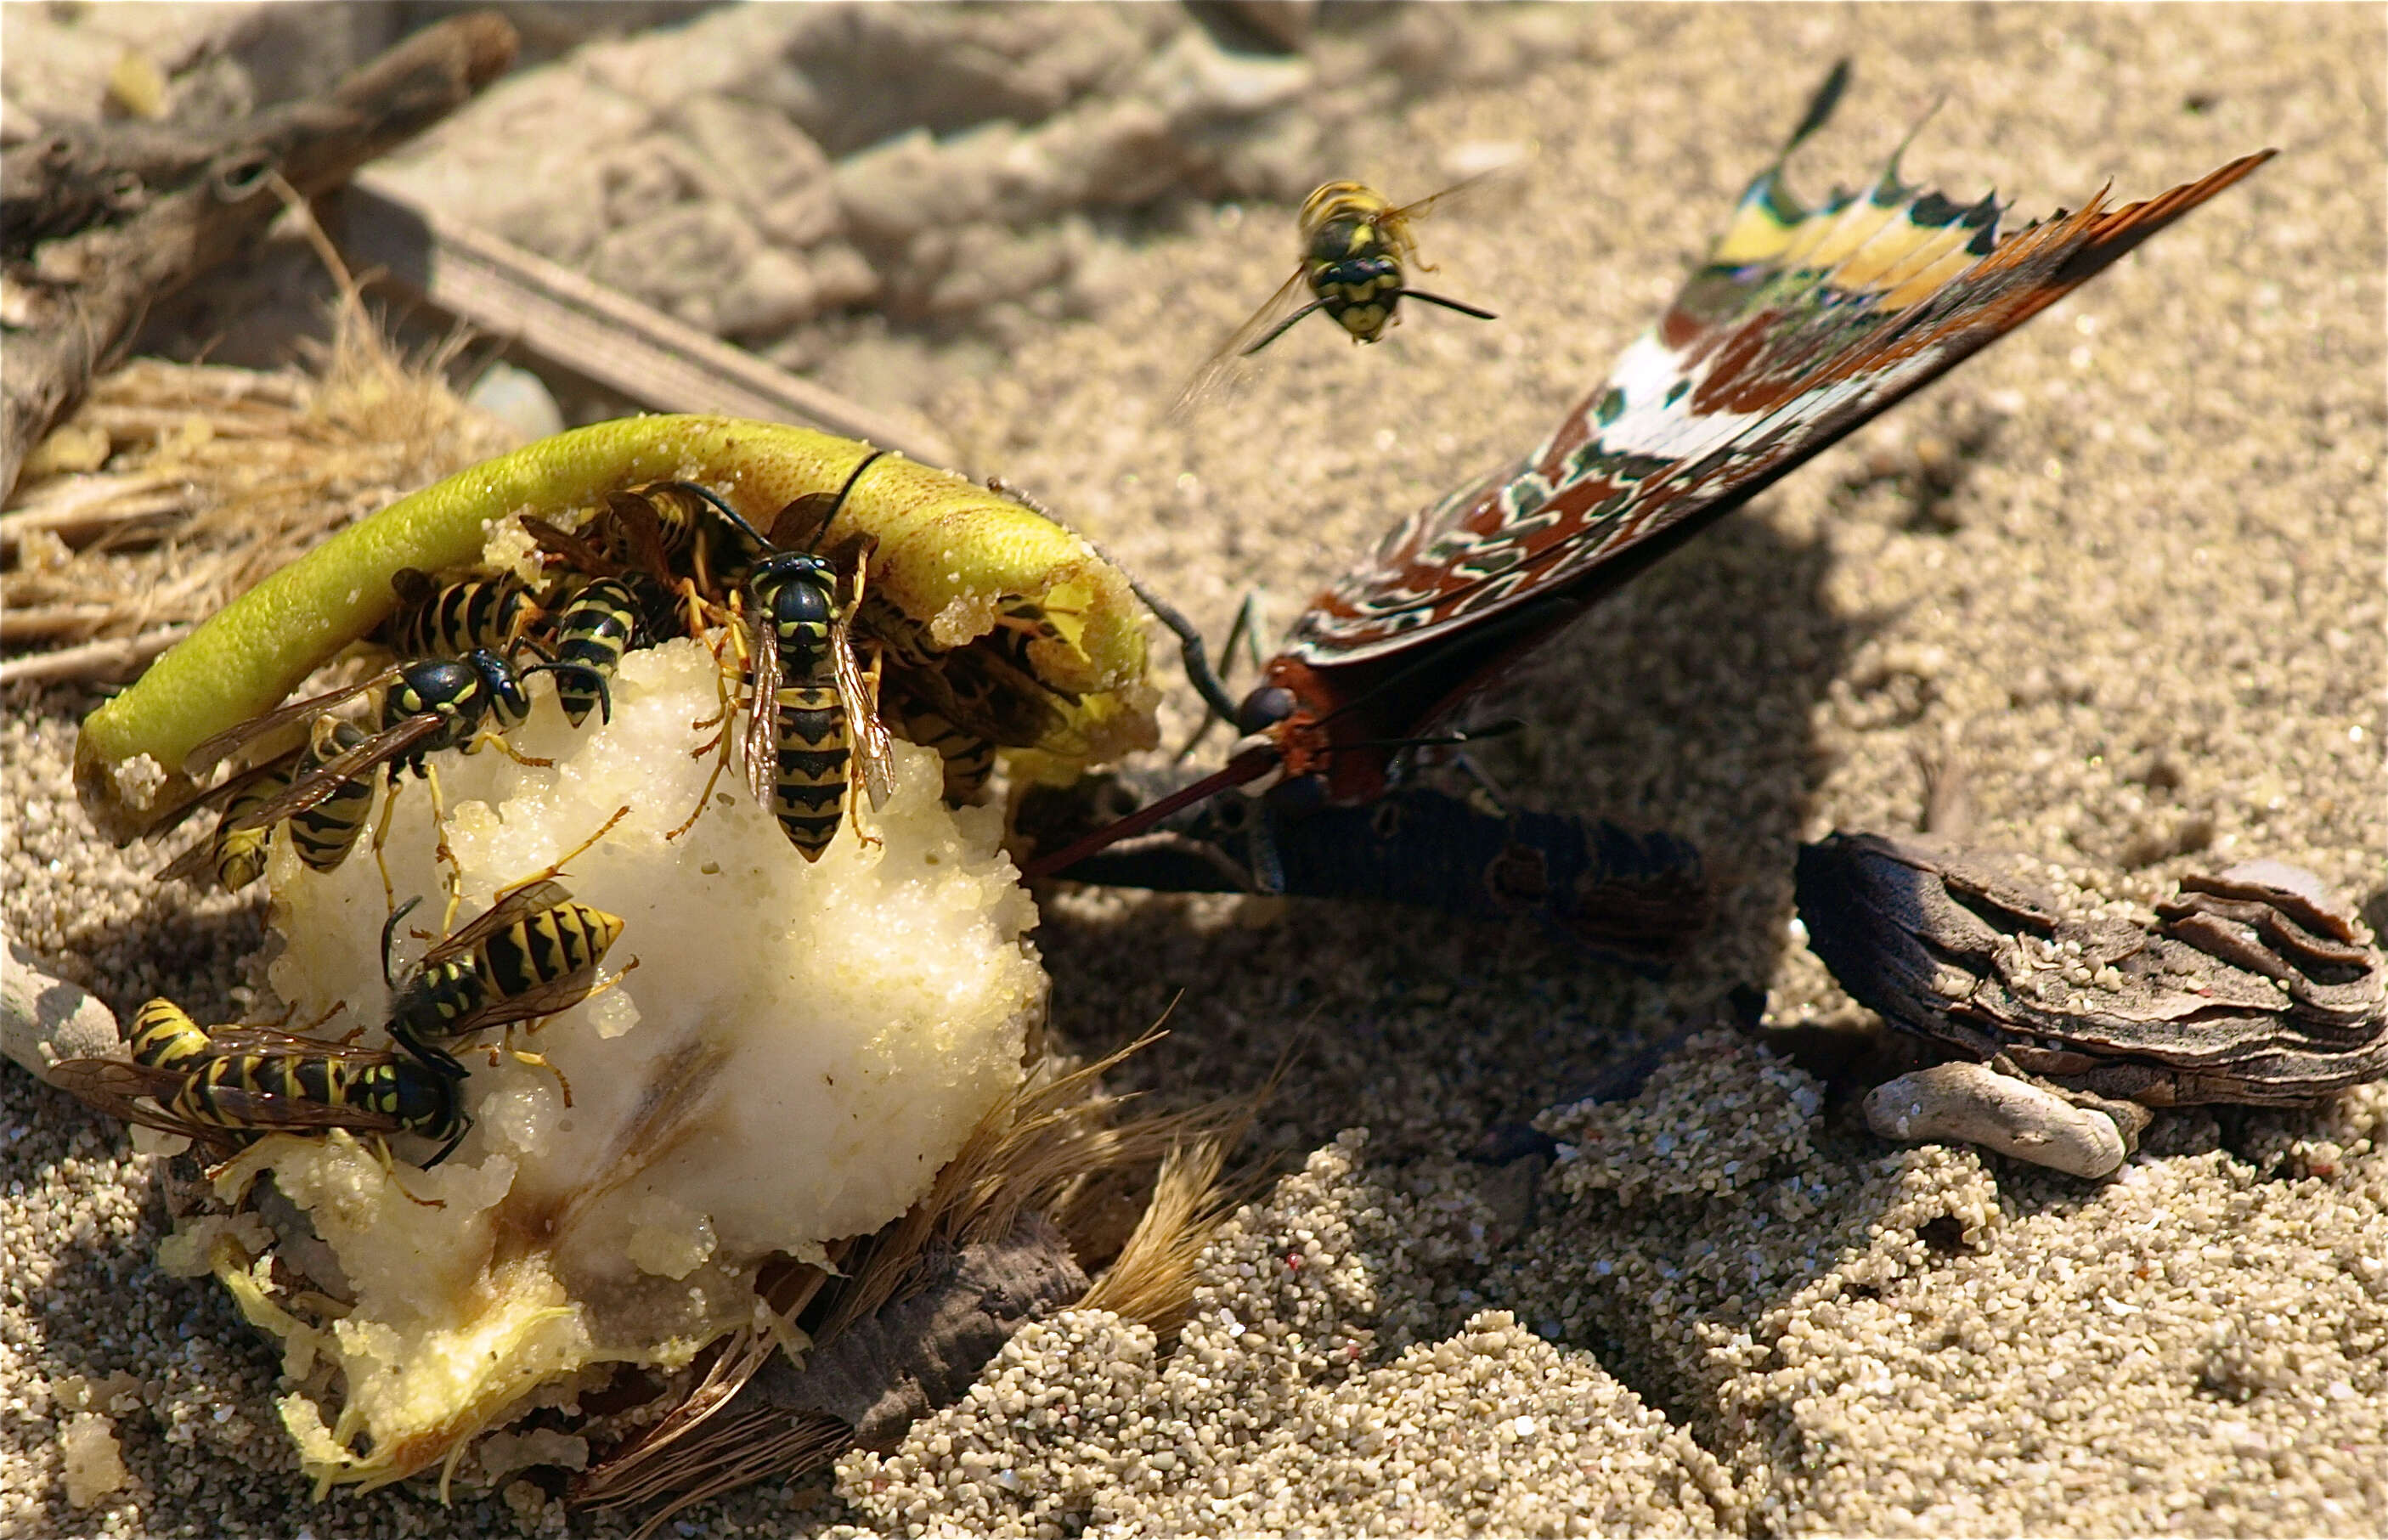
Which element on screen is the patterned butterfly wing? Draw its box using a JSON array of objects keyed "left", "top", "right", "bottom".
[{"left": 1286, "top": 77, "right": 2270, "bottom": 675}]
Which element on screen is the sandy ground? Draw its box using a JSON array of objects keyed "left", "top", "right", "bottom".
[{"left": 4, "top": 4, "right": 2384, "bottom": 1537}]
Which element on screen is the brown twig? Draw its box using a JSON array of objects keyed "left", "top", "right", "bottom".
[{"left": 0, "top": 13, "right": 519, "bottom": 501}]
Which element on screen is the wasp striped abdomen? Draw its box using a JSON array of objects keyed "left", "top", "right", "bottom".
[
  {"left": 539, "top": 573, "right": 676, "bottom": 726},
  {"left": 127, "top": 998, "right": 214, "bottom": 1072},
  {"left": 288, "top": 718, "right": 375, "bottom": 872},
  {"left": 771, "top": 682, "right": 851, "bottom": 855},
  {"left": 885, "top": 690, "right": 995, "bottom": 806},
  {"left": 748, "top": 552, "right": 850, "bottom": 860},
  {"left": 384, "top": 570, "right": 539, "bottom": 658},
  {"left": 210, "top": 763, "right": 292, "bottom": 890}
]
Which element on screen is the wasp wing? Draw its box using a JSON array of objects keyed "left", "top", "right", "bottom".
[
  {"left": 831, "top": 600, "right": 896, "bottom": 813},
  {"left": 522, "top": 515, "right": 626, "bottom": 578},
  {"left": 1166, "top": 265, "right": 1310, "bottom": 420},
  {"left": 768, "top": 491, "right": 842, "bottom": 551},
  {"left": 417, "top": 880, "right": 574, "bottom": 969},
  {"left": 188, "top": 1081, "right": 409, "bottom": 1136},
  {"left": 442, "top": 966, "right": 611, "bottom": 1041},
  {"left": 46, "top": 1054, "right": 185, "bottom": 1108},
  {"left": 150, "top": 754, "right": 300, "bottom": 879},
  {"left": 43, "top": 1056, "right": 246, "bottom": 1152},
  {"left": 603, "top": 489, "right": 679, "bottom": 578},
  {"left": 180, "top": 668, "right": 399, "bottom": 778},
  {"left": 1379, "top": 159, "right": 1531, "bottom": 230},
  {"left": 741, "top": 610, "right": 781, "bottom": 808},
  {"left": 218, "top": 712, "right": 443, "bottom": 834}
]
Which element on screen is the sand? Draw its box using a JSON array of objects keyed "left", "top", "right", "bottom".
[{"left": 3, "top": 4, "right": 2383, "bottom": 1536}]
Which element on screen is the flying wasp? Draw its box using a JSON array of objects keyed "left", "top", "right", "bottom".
[
  {"left": 382, "top": 809, "right": 633, "bottom": 1077},
  {"left": 1171, "top": 173, "right": 1509, "bottom": 417},
  {"left": 48, "top": 999, "right": 470, "bottom": 1168}
]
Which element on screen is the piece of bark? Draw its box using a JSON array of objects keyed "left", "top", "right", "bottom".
[
  {"left": 1796, "top": 832, "right": 2388, "bottom": 1107},
  {"left": 0, "top": 13, "right": 519, "bottom": 501}
]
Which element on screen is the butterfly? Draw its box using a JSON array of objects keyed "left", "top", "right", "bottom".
[{"left": 1027, "top": 61, "right": 2272, "bottom": 881}]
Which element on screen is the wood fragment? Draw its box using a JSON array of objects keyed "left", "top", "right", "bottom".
[
  {"left": 0, "top": 13, "right": 520, "bottom": 500},
  {"left": 335, "top": 177, "right": 957, "bottom": 471}
]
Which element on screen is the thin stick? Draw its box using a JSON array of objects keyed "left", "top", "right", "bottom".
[{"left": 0, "top": 624, "right": 189, "bottom": 685}]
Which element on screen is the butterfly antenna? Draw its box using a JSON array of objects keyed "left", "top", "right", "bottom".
[{"left": 1021, "top": 743, "right": 1281, "bottom": 881}]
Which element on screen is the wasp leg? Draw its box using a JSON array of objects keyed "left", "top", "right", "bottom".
[
  {"left": 490, "top": 1033, "right": 576, "bottom": 1108},
  {"left": 370, "top": 771, "right": 409, "bottom": 924},
  {"left": 373, "top": 1137, "right": 449, "bottom": 1208},
  {"left": 480, "top": 806, "right": 631, "bottom": 911},
  {"left": 476, "top": 728, "right": 553, "bottom": 770},
  {"left": 669, "top": 627, "right": 748, "bottom": 843}
]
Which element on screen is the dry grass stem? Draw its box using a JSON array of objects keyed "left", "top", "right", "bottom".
[{"left": 0, "top": 268, "right": 517, "bottom": 683}]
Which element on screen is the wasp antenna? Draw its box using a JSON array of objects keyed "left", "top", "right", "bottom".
[
  {"left": 1401, "top": 291, "right": 1499, "bottom": 321},
  {"left": 805, "top": 448, "right": 888, "bottom": 551},
  {"left": 1241, "top": 297, "right": 1330, "bottom": 357},
  {"left": 381, "top": 895, "right": 423, "bottom": 990}
]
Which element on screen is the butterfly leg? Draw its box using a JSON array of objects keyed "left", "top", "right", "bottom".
[
  {"left": 1448, "top": 748, "right": 1516, "bottom": 816},
  {"left": 1173, "top": 590, "right": 1270, "bottom": 762}
]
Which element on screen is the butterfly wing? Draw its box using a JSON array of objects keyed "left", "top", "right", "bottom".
[{"left": 1286, "top": 68, "right": 2272, "bottom": 674}]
